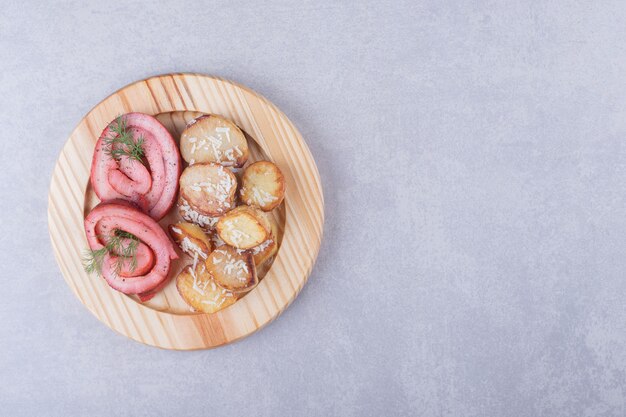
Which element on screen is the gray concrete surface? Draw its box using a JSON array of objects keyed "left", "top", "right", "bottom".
[{"left": 2, "top": 1, "right": 626, "bottom": 416}]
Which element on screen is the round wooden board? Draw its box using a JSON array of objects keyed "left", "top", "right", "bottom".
[{"left": 48, "top": 74, "right": 324, "bottom": 350}]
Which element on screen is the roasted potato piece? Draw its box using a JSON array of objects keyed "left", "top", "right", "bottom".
[
  {"left": 216, "top": 206, "right": 271, "bottom": 249},
  {"left": 176, "top": 262, "right": 237, "bottom": 313},
  {"left": 180, "top": 163, "right": 237, "bottom": 216},
  {"left": 240, "top": 161, "right": 285, "bottom": 211},
  {"left": 168, "top": 222, "right": 213, "bottom": 259},
  {"left": 180, "top": 115, "right": 249, "bottom": 167},
  {"left": 206, "top": 246, "right": 257, "bottom": 293},
  {"left": 177, "top": 196, "right": 220, "bottom": 231}
]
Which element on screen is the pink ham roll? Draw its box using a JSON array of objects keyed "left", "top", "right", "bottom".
[
  {"left": 90, "top": 113, "right": 181, "bottom": 221},
  {"left": 84, "top": 201, "right": 178, "bottom": 301}
]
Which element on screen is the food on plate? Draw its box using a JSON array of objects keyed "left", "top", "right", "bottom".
[
  {"left": 205, "top": 245, "right": 257, "bottom": 293},
  {"left": 180, "top": 163, "right": 237, "bottom": 216},
  {"left": 83, "top": 201, "right": 178, "bottom": 302},
  {"left": 216, "top": 206, "right": 271, "bottom": 249},
  {"left": 180, "top": 115, "right": 249, "bottom": 167},
  {"left": 176, "top": 257, "right": 236, "bottom": 313},
  {"left": 168, "top": 222, "right": 213, "bottom": 259},
  {"left": 83, "top": 110, "right": 284, "bottom": 308},
  {"left": 90, "top": 113, "right": 181, "bottom": 221},
  {"left": 240, "top": 161, "right": 285, "bottom": 211}
]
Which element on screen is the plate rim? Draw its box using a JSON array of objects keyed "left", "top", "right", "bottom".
[{"left": 47, "top": 73, "right": 324, "bottom": 350}]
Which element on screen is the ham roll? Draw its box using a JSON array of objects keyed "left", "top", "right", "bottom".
[
  {"left": 84, "top": 201, "right": 178, "bottom": 301},
  {"left": 90, "top": 113, "right": 181, "bottom": 221}
]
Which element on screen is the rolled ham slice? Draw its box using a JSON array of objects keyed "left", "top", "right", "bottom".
[
  {"left": 90, "top": 113, "right": 181, "bottom": 221},
  {"left": 84, "top": 201, "right": 178, "bottom": 300}
]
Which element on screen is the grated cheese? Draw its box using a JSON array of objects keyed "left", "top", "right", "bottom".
[
  {"left": 216, "top": 127, "right": 231, "bottom": 143},
  {"left": 181, "top": 236, "right": 207, "bottom": 259},
  {"left": 249, "top": 239, "right": 272, "bottom": 255},
  {"left": 253, "top": 187, "right": 278, "bottom": 204},
  {"left": 190, "top": 253, "right": 205, "bottom": 295},
  {"left": 179, "top": 198, "right": 218, "bottom": 229}
]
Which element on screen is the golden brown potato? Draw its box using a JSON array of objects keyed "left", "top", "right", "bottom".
[
  {"left": 177, "top": 196, "right": 220, "bottom": 231},
  {"left": 206, "top": 245, "right": 257, "bottom": 293},
  {"left": 240, "top": 161, "right": 285, "bottom": 211},
  {"left": 180, "top": 163, "right": 237, "bottom": 216},
  {"left": 176, "top": 261, "right": 237, "bottom": 313},
  {"left": 216, "top": 206, "right": 271, "bottom": 249},
  {"left": 180, "top": 115, "right": 249, "bottom": 167},
  {"left": 168, "top": 222, "right": 213, "bottom": 259}
]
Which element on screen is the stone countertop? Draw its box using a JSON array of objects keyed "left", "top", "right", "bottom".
[{"left": 1, "top": 1, "right": 626, "bottom": 416}]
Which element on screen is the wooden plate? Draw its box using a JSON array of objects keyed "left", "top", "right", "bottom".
[{"left": 47, "top": 74, "right": 324, "bottom": 350}]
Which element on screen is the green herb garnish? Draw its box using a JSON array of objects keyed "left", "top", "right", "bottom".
[
  {"left": 82, "top": 230, "right": 140, "bottom": 276},
  {"left": 103, "top": 116, "right": 145, "bottom": 164},
  {"left": 82, "top": 246, "right": 108, "bottom": 276}
]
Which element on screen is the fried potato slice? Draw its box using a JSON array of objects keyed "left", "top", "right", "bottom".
[
  {"left": 180, "top": 115, "right": 249, "bottom": 167},
  {"left": 168, "top": 222, "right": 213, "bottom": 259},
  {"left": 180, "top": 163, "right": 237, "bottom": 216},
  {"left": 216, "top": 206, "right": 271, "bottom": 249},
  {"left": 176, "top": 261, "right": 237, "bottom": 313},
  {"left": 240, "top": 161, "right": 285, "bottom": 211},
  {"left": 205, "top": 245, "right": 257, "bottom": 293}
]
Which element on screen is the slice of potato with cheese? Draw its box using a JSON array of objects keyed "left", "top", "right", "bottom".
[
  {"left": 177, "top": 196, "right": 220, "bottom": 231},
  {"left": 216, "top": 206, "right": 271, "bottom": 249},
  {"left": 180, "top": 163, "right": 237, "bottom": 216},
  {"left": 168, "top": 222, "right": 213, "bottom": 259},
  {"left": 240, "top": 161, "right": 285, "bottom": 211},
  {"left": 176, "top": 262, "right": 237, "bottom": 313},
  {"left": 206, "top": 245, "right": 257, "bottom": 293},
  {"left": 180, "top": 115, "right": 249, "bottom": 167}
]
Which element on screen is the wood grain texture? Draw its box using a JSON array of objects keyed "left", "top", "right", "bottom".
[{"left": 48, "top": 74, "right": 324, "bottom": 350}]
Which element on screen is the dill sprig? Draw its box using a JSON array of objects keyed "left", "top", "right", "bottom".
[
  {"left": 103, "top": 116, "right": 145, "bottom": 164},
  {"left": 82, "top": 230, "right": 140, "bottom": 276},
  {"left": 82, "top": 247, "right": 108, "bottom": 275}
]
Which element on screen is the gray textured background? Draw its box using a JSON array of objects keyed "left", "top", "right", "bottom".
[{"left": 1, "top": 1, "right": 626, "bottom": 416}]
